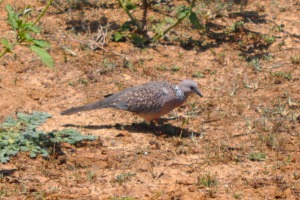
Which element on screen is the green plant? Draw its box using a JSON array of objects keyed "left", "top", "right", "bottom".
[
  {"left": 197, "top": 172, "right": 218, "bottom": 188},
  {"left": 279, "top": 6, "right": 287, "bottom": 12},
  {"left": 270, "top": 71, "right": 292, "bottom": 81},
  {"left": 233, "top": 193, "right": 242, "bottom": 199},
  {"left": 156, "top": 65, "right": 167, "bottom": 71},
  {"left": 272, "top": 24, "right": 284, "bottom": 32},
  {"left": 171, "top": 65, "right": 180, "bottom": 72},
  {"left": 0, "top": 189, "right": 7, "bottom": 197},
  {"left": 262, "top": 34, "right": 276, "bottom": 45},
  {"left": 248, "top": 152, "right": 266, "bottom": 161},
  {"left": 224, "top": 21, "right": 244, "bottom": 34},
  {"left": 115, "top": 172, "right": 136, "bottom": 184},
  {"left": 0, "top": 112, "right": 97, "bottom": 163},
  {"left": 249, "top": 58, "right": 262, "bottom": 71},
  {"left": 78, "top": 78, "right": 89, "bottom": 85},
  {"left": 87, "top": 170, "right": 96, "bottom": 182},
  {"left": 154, "top": 0, "right": 200, "bottom": 41},
  {"left": 117, "top": 0, "right": 141, "bottom": 30},
  {"left": 192, "top": 71, "right": 205, "bottom": 78},
  {"left": 0, "top": 1, "right": 54, "bottom": 68},
  {"left": 116, "top": 0, "right": 200, "bottom": 44}
]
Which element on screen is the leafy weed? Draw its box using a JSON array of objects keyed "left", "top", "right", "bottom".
[{"left": 0, "top": 112, "right": 96, "bottom": 163}]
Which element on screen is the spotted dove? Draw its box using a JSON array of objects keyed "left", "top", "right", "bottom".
[{"left": 61, "top": 80, "right": 203, "bottom": 121}]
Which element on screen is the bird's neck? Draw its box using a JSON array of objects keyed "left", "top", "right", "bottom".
[{"left": 173, "top": 86, "right": 185, "bottom": 102}]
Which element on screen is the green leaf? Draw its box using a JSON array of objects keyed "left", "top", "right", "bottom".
[
  {"left": 15, "top": 19, "right": 23, "bottom": 29},
  {"left": 154, "top": 28, "right": 163, "bottom": 37},
  {"left": 112, "top": 31, "right": 125, "bottom": 42},
  {"left": 1, "top": 38, "right": 13, "bottom": 51},
  {"left": 24, "top": 33, "right": 34, "bottom": 42},
  {"left": 178, "top": 12, "right": 188, "bottom": 20},
  {"left": 121, "top": 21, "right": 135, "bottom": 31},
  {"left": 29, "top": 151, "right": 37, "bottom": 158},
  {"left": 5, "top": 4, "right": 18, "bottom": 29},
  {"left": 176, "top": 6, "right": 190, "bottom": 20},
  {"left": 40, "top": 148, "right": 49, "bottom": 157},
  {"left": 2, "top": 116, "right": 17, "bottom": 128},
  {"left": 29, "top": 45, "right": 54, "bottom": 68},
  {"left": 53, "top": 129, "right": 96, "bottom": 144},
  {"left": 33, "top": 40, "right": 50, "bottom": 48},
  {"left": 189, "top": 11, "right": 201, "bottom": 29},
  {"left": 131, "top": 34, "right": 147, "bottom": 46},
  {"left": 0, "top": 156, "right": 10, "bottom": 163},
  {"left": 24, "top": 22, "right": 41, "bottom": 33},
  {"left": 1, "top": 38, "right": 10, "bottom": 47},
  {"left": 126, "top": 2, "right": 137, "bottom": 10},
  {"left": 17, "top": 111, "right": 52, "bottom": 130}
]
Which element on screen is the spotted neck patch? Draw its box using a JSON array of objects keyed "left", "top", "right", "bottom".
[{"left": 174, "top": 86, "right": 185, "bottom": 102}]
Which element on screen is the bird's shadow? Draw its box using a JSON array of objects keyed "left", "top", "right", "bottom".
[
  {"left": 0, "top": 169, "right": 17, "bottom": 177},
  {"left": 63, "top": 120, "right": 201, "bottom": 138}
]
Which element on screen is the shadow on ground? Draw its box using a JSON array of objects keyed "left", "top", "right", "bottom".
[
  {"left": 0, "top": 169, "right": 17, "bottom": 177},
  {"left": 63, "top": 121, "right": 202, "bottom": 138}
]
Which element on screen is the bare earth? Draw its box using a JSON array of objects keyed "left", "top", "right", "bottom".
[{"left": 0, "top": 0, "right": 300, "bottom": 199}]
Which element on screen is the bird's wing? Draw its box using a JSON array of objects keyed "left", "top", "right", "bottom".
[{"left": 110, "top": 84, "right": 169, "bottom": 113}]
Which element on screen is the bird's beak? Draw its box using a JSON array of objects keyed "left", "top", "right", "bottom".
[{"left": 193, "top": 88, "right": 203, "bottom": 97}]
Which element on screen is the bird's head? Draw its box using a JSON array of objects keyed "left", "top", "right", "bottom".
[{"left": 178, "top": 79, "right": 203, "bottom": 97}]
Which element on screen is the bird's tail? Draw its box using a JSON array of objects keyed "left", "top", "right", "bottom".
[{"left": 60, "top": 100, "right": 108, "bottom": 115}]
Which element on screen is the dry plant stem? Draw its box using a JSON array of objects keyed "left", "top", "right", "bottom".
[
  {"left": 0, "top": 0, "right": 54, "bottom": 58},
  {"left": 0, "top": 46, "right": 11, "bottom": 58},
  {"left": 154, "top": 162, "right": 201, "bottom": 180},
  {"left": 33, "top": 0, "right": 54, "bottom": 26},
  {"left": 117, "top": 0, "right": 141, "bottom": 30},
  {"left": 152, "top": 0, "right": 197, "bottom": 41},
  {"left": 154, "top": 161, "right": 174, "bottom": 180},
  {"left": 63, "top": 32, "right": 127, "bottom": 59}
]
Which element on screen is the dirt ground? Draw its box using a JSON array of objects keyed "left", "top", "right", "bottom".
[{"left": 0, "top": 0, "right": 300, "bottom": 199}]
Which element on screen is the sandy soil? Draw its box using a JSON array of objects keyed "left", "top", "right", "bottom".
[{"left": 0, "top": 0, "right": 300, "bottom": 199}]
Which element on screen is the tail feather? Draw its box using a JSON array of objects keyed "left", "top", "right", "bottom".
[{"left": 61, "top": 100, "right": 108, "bottom": 115}]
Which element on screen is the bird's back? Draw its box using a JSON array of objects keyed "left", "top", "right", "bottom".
[{"left": 109, "top": 81, "right": 178, "bottom": 113}]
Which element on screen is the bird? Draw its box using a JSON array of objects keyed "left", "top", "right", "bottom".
[{"left": 61, "top": 79, "right": 203, "bottom": 122}]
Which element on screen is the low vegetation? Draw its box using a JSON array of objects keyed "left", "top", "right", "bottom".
[{"left": 0, "top": 112, "right": 96, "bottom": 163}]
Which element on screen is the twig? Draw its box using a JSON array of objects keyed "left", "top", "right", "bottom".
[
  {"left": 33, "top": 0, "right": 54, "bottom": 26},
  {"left": 154, "top": 161, "right": 208, "bottom": 180},
  {"left": 87, "top": 24, "right": 109, "bottom": 50},
  {"left": 61, "top": 45, "right": 77, "bottom": 56},
  {"left": 154, "top": 161, "right": 174, "bottom": 180},
  {"left": 63, "top": 32, "right": 127, "bottom": 59}
]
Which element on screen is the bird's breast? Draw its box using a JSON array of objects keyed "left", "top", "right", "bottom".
[{"left": 137, "top": 99, "right": 185, "bottom": 121}]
